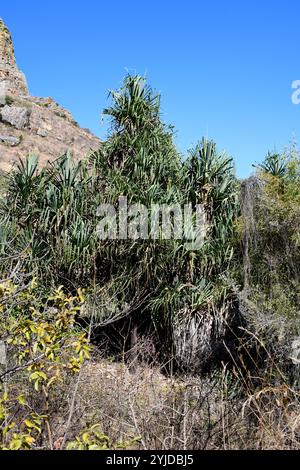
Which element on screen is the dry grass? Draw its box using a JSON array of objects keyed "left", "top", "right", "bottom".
[{"left": 43, "top": 351, "right": 300, "bottom": 450}]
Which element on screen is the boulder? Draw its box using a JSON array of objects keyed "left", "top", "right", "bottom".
[
  {"left": 0, "top": 134, "right": 20, "bottom": 146},
  {"left": 0, "top": 105, "right": 30, "bottom": 129}
]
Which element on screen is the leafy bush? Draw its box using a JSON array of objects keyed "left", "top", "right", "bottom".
[{"left": 0, "top": 281, "right": 90, "bottom": 449}]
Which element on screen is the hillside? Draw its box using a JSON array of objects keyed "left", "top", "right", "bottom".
[{"left": 0, "top": 19, "right": 100, "bottom": 172}]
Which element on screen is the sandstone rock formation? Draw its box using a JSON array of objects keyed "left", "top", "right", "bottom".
[{"left": 0, "top": 18, "right": 101, "bottom": 172}]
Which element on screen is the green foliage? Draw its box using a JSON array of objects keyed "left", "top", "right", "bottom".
[
  {"left": 67, "top": 424, "right": 140, "bottom": 450},
  {"left": 254, "top": 151, "right": 288, "bottom": 177},
  {"left": 103, "top": 74, "right": 161, "bottom": 135},
  {"left": 234, "top": 146, "right": 300, "bottom": 382},
  {"left": 247, "top": 156, "right": 300, "bottom": 290},
  {"left": 184, "top": 139, "right": 239, "bottom": 276},
  {"left": 0, "top": 282, "right": 90, "bottom": 449},
  {"left": 1, "top": 72, "right": 300, "bottom": 448},
  {"left": 3, "top": 95, "right": 14, "bottom": 106},
  {"left": 0, "top": 74, "right": 240, "bottom": 364}
]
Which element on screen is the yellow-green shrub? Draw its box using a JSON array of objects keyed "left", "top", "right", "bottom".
[{"left": 0, "top": 281, "right": 90, "bottom": 450}]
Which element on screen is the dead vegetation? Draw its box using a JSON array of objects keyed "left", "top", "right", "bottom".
[{"left": 43, "top": 345, "right": 300, "bottom": 450}]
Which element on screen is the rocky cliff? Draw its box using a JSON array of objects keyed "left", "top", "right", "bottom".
[{"left": 0, "top": 18, "right": 101, "bottom": 172}]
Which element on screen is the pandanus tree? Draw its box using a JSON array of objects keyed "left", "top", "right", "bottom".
[
  {"left": 0, "top": 74, "right": 240, "bottom": 370},
  {"left": 184, "top": 139, "right": 238, "bottom": 275},
  {"left": 89, "top": 75, "right": 184, "bottom": 356},
  {"left": 153, "top": 139, "right": 239, "bottom": 369},
  {"left": 90, "top": 76, "right": 239, "bottom": 368},
  {"left": 254, "top": 151, "right": 287, "bottom": 177},
  {"left": 0, "top": 152, "right": 98, "bottom": 287}
]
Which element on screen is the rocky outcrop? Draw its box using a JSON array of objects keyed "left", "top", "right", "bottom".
[
  {"left": 0, "top": 18, "right": 101, "bottom": 172},
  {"left": 0, "top": 19, "right": 28, "bottom": 97},
  {"left": 1, "top": 105, "right": 30, "bottom": 129},
  {"left": 0, "top": 134, "right": 20, "bottom": 146}
]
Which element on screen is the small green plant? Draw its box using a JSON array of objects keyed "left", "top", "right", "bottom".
[
  {"left": 67, "top": 425, "right": 141, "bottom": 450},
  {"left": 4, "top": 95, "right": 14, "bottom": 106}
]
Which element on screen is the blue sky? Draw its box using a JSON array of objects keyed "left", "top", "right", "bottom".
[{"left": 2, "top": 0, "right": 300, "bottom": 177}]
